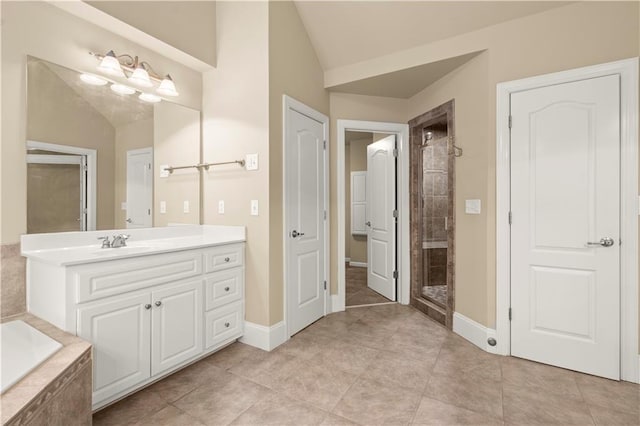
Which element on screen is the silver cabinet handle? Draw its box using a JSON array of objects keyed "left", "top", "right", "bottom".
[
  {"left": 291, "top": 230, "right": 305, "bottom": 238},
  {"left": 144, "top": 304, "right": 152, "bottom": 310},
  {"left": 365, "top": 221, "right": 371, "bottom": 227},
  {"left": 224, "top": 257, "right": 230, "bottom": 262},
  {"left": 126, "top": 218, "right": 133, "bottom": 223},
  {"left": 155, "top": 301, "right": 162, "bottom": 307},
  {"left": 225, "top": 286, "right": 230, "bottom": 292},
  {"left": 586, "top": 237, "right": 615, "bottom": 247},
  {"left": 224, "top": 322, "right": 230, "bottom": 328}
]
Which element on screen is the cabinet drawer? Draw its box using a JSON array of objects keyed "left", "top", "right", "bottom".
[
  {"left": 204, "top": 269, "right": 243, "bottom": 311},
  {"left": 74, "top": 251, "right": 202, "bottom": 303},
  {"left": 203, "top": 245, "right": 244, "bottom": 273},
  {"left": 205, "top": 301, "right": 243, "bottom": 349}
]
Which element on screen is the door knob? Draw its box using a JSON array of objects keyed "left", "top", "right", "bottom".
[
  {"left": 365, "top": 221, "right": 371, "bottom": 227},
  {"left": 586, "top": 237, "right": 615, "bottom": 247},
  {"left": 126, "top": 218, "right": 133, "bottom": 223},
  {"left": 290, "top": 230, "right": 305, "bottom": 238}
]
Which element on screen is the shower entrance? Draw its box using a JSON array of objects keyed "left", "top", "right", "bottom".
[{"left": 409, "top": 100, "right": 457, "bottom": 328}]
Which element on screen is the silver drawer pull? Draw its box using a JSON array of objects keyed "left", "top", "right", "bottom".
[
  {"left": 224, "top": 257, "right": 230, "bottom": 262},
  {"left": 144, "top": 304, "right": 151, "bottom": 310},
  {"left": 225, "top": 286, "right": 230, "bottom": 292},
  {"left": 224, "top": 322, "right": 230, "bottom": 328},
  {"left": 155, "top": 301, "right": 162, "bottom": 307}
]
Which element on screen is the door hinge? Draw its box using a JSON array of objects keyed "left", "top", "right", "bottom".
[
  {"left": 508, "top": 211, "right": 512, "bottom": 225},
  {"left": 148, "top": 209, "right": 151, "bottom": 215},
  {"left": 323, "top": 210, "right": 327, "bottom": 220},
  {"left": 323, "top": 140, "right": 327, "bottom": 150},
  {"left": 393, "top": 270, "right": 398, "bottom": 279},
  {"left": 508, "top": 115, "right": 512, "bottom": 129},
  {"left": 148, "top": 163, "right": 152, "bottom": 170},
  {"left": 393, "top": 148, "right": 398, "bottom": 157},
  {"left": 392, "top": 209, "right": 398, "bottom": 218},
  {"left": 509, "top": 307, "right": 512, "bottom": 321},
  {"left": 323, "top": 280, "right": 327, "bottom": 290}
]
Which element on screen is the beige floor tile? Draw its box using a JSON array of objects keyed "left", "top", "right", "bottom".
[
  {"left": 424, "top": 372, "right": 503, "bottom": 419},
  {"left": 432, "top": 335, "right": 502, "bottom": 382},
  {"left": 502, "top": 382, "right": 594, "bottom": 425},
  {"left": 276, "top": 333, "right": 334, "bottom": 359},
  {"left": 205, "top": 342, "right": 268, "bottom": 371},
  {"left": 92, "top": 388, "right": 168, "bottom": 426},
  {"left": 229, "top": 393, "right": 328, "bottom": 426},
  {"left": 388, "top": 328, "right": 446, "bottom": 358},
  {"left": 588, "top": 404, "right": 640, "bottom": 426},
  {"left": 271, "top": 363, "right": 359, "bottom": 411},
  {"left": 134, "top": 405, "right": 205, "bottom": 426},
  {"left": 147, "top": 360, "right": 230, "bottom": 403},
  {"left": 320, "top": 413, "right": 361, "bottom": 425},
  {"left": 360, "top": 349, "right": 433, "bottom": 392},
  {"left": 411, "top": 396, "right": 503, "bottom": 425},
  {"left": 346, "top": 288, "right": 392, "bottom": 306},
  {"left": 332, "top": 378, "right": 421, "bottom": 425},
  {"left": 234, "top": 351, "right": 308, "bottom": 389},
  {"left": 575, "top": 374, "right": 640, "bottom": 416},
  {"left": 311, "top": 340, "right": 381, "bottom": 375},
  {"left": 501, "top": 356, "right": 582, "bottom": 400},
  {"left": 173, "top": 374, "right": 273, "bottom": 426}
]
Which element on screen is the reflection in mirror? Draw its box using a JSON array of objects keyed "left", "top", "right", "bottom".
[{"left": 26, "top": 56, "right": 201, "bottom": 233}]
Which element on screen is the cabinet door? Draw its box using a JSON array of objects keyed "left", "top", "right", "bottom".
[
  {"left": 77, "top": 292, "right": 151, "bottom": 405},
  {"left": 151, "top": 279, "right": 203, "bottom": 376}
]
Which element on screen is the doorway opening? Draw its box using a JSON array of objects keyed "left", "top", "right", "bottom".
[
  {"left": 409, "top": 100, "right": 457, "bottom": 328},
  {"left": 336, "top": 120, "right": 410, "bottom": 312}
]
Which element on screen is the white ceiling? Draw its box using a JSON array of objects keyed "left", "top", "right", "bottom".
[{"left": 294, "top": 1, "right": 569, "bottom": 70}]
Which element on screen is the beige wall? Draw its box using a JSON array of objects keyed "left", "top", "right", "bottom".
[
  {"left": 1, "top": 0, "right": 202, "bottom": 244},
  {"left": 86, "top": 1, "right": 216, "bottom": 67},
  {"left": 202, "top": 1, "right": 271, "bottom": 326},
  {"left": 329, "top": 93, "right": 408, "bottom": 293},
  {"left": 407, "top": 1, "right": 639, "bottom": 329},
  {"left": 114, "top": 119, "right": 153, "bottom": 228},
  {"left": 27, "top": 60, "right": 116, "bottom": 231},
  {"left": 154, "top": 102, "right": 200, "bottom": 227},
  {"left": 346, "top": 137, "right": 370, "bottom": 264},
  {"left": 268, "top": 1, "right": 330, "bottom": 325}
]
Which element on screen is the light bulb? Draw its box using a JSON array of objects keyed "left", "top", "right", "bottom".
[
  {"left": 156, "top": 75, "right": 179, "bottom": 97},
  {"left": 97, "top": 50, "right": 125, "bottom": 77},
  {"left": 80, "top": 73, "right": 108, "bottom": 86},
  {"left": 110, "top": 84, "right": 136, "bottom": 95},
  {"left": 139, "top": 93, "right": 161, "bottom": 103},
  {"left": 128, "top": 66, "right": 152, "bottom": 88}
]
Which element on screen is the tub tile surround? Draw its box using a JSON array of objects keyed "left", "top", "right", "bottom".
[
  {"left": 0, "top": 313, "right": 92, "bottom": 425},
  {"left": 1, "top": 243, "right": 27, "bottom": 318},
  {"left": 93, "top": 304, "right": 640, "bottom": 426}
]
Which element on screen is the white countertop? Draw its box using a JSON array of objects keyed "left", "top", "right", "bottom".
[{"left": 21, "top": 225, "right": 245, "bottom": 266}]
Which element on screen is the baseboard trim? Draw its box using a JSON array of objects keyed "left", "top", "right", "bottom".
[
  {"left": 331, "top": 294, "right": 345, "bottom": 313},
  {"left": 344, "top": 257, "right": 351, "bottom": 263},
  {"left": 453, "top": 312, "right": 498, "bottom": 354},
  {"left": 239, "top": 321, "right": 287, "bottom": 352},
  {"left": 349, "top": 261, "right": 367, "bottom": 268}
]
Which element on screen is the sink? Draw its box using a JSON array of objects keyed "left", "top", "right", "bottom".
[{"left": 89, "top": 246, "right": 155, "bottom": 256}]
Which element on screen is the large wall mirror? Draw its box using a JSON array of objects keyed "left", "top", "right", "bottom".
[{"left": 26, "top": 56, "right": 201, "bottom": 234}]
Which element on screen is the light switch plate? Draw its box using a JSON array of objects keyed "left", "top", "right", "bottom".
[
  {"left": 183, "top": 201, "right": 190, "bottom": 213},
  {"left": 160, "top": 165, "right": 170, "bottom": 178},
  {"left": 121, "top": 202, "right": 127, "bottom": 211},
  {"left": 251, "top": 200, "right": 259, "bottom": 216},
  {"left": 160, "top": 201, "right": 166, "bottom": 214},
  {"left": 218, "top": 200, "right": 225, "bottom": 214},
  {"left": 246, "top": 154, "right": 259, "bottom": 171},
  {"left": 465, "top": 199, "right": 481, "bottom": 214}
]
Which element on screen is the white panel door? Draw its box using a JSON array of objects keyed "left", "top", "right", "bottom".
[
  {"left": 351, "top": 171, "right": 367, "bottom": 235},
  {"left": 286, "top": 108, "right": 326, "bottom": 336},
  {"left": 366, "top": 135, "right": 396, "bottom": 301},
  {"left": 510, "top": 74, "right": 620, "bottom": 379},
  {"left": 77, "top": 292, "right": 151, "bottom": 404},
  {"left": 151, "top": 279, "right": 203, "bottom": 376},
  {"left": 126, "top": 148, "right": 153, "bottom": 228}
]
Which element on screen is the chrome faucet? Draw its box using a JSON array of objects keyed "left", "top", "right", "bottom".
[
  {"left": 111, "top": 234, "right": 130, "bottom": 248},
  {"left": 97, "top": 236, "right": 111, "bottom": 248}
]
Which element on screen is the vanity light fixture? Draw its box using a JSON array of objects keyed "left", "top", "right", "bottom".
[
  {"left": 139, "top": 93, "right": 161, "bottom": 103},
  {"left": 110, "top": 83, "right": 136, "bottom": 95},
  {"left": 90, "top": 50, "right": 179, "bottom": 98},
  {"left": 79, "top": 73, "right": 108, "bottom": 86}
]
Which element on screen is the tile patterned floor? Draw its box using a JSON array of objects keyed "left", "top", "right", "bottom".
[
  {"left": 422, "top": 285, "right": 447, "bottom": 307},
  {"left": 93, "top": 304, "right": 640, "bottom": 426},
  {"left": 345, "top": 263, "right": 391, "bottom": 306}
]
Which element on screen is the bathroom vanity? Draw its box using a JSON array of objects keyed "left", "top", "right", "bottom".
[{"left": 21, "top": 225, "right": 245, "bottom": 410}]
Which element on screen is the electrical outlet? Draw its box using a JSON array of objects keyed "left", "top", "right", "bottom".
[
  {"left": 159, "top": 165, "right": 170, "bottom": 178},
  {"left": 218, "top": 200, "right": 225, "bottom": 214},
  {"left": 245, "top": 154, "right": 259, "bottom": 171},
  {"left": 160, "top": 201, "right": 166, "bottom": 214},
  {"left": 251, "top": 200, "right": 259, "bottom": 216},
  {"left": 183, "top": 201, "right": 190, "bottom": 213}
]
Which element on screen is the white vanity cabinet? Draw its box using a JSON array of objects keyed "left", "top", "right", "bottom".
[{"left": 24, "top": 237, "right": 245, "bottom": 410}]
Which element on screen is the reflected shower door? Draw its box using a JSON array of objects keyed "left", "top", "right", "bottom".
[{"left": 27, "top": 154, "right": 86, "bottom": 233}]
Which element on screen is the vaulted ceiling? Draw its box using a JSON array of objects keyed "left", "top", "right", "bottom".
[{"left": 294, "top": 1, "right": 570, "bottom": 98}]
